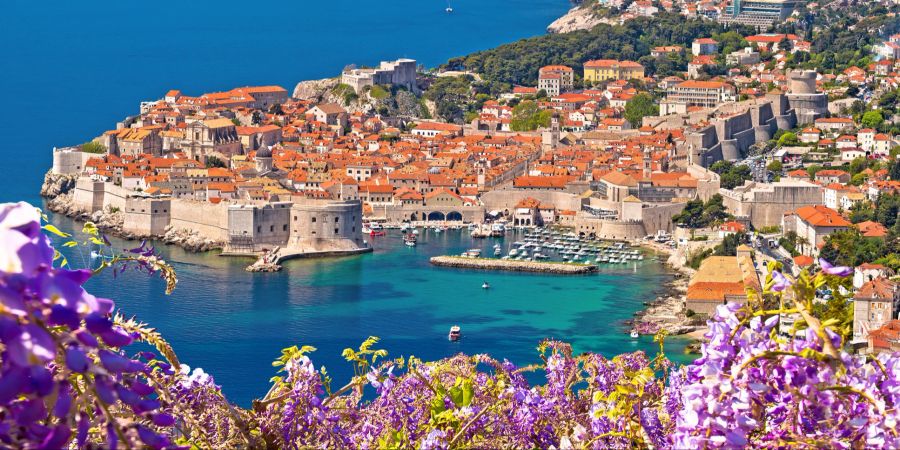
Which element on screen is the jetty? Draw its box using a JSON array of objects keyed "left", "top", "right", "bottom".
[{"left": 430, "top": 256, "right": 597, "bottom": 274}]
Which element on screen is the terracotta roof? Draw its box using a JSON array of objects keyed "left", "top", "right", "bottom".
[
  {"left": 792, "top": 205, "right": 850, "bottom": 228},
  {"left": 855, "top": 278, "right": 897, "bottom": 301}
]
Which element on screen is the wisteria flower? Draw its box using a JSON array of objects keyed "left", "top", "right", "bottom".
[{"left": 819, "top": 259, "right": 853, "bottom": 277}]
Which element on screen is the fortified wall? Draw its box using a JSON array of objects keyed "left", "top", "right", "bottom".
[
  {"left": 480, "top": 189, "right": 586, "bottom": 213},
  {"left": 646, "top": 71, "right": 827, "bottom": 168},
  {"left": 573, "top": 201, "right": 686, "bottom": 240},
  {"left": 70, "top": 177, "right": 365, "bottom": 255},
  {"left": 719, "top": 179, "right": 824, "bottom": 228}
]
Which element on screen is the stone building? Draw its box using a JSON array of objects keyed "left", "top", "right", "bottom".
[
  {"left": 853, "top": 278, "right": 900, "bottom": 343},
  {"left": 583, "top": 60, "right": 644, "bottom": 84},
  {"left": 180, "top": 118, "right": 241, "bottom": 162},
  {"left": 537, "top": 65, "right": 574, "bottom": 97},
  {"left": 782, "top": 205, "right": 850, "bottom": 256},
  {"left": 685, "top": 254, "right": 760, "bottom": 316},
  {"left": 720, "top": 179, "right": 823, "bottom": 228},
  {"left": 785, "top": 70, "right": 828, "bottom": 125},
  {"left": 661, "top": 80, "right": 736, "bottom": 114},
  {"left": 341, "top": 58, "right": 418, "bottom": 94}
]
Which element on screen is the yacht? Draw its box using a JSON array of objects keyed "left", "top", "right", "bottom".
[
  {"left": 630, "top": 330, "right": 639, "bottom": 339},
  {"left": 482, "top": 281, "right": 490, "bottom": 289},
  {"left": 448, "top": 326, "right": 461, "bottom": 341}
]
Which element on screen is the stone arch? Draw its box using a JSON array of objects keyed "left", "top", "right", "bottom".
[
  {"left": 410, "top": 212, "right": 418, "bottom": 221},
  {"left": 446, "top": 211, "right": 463, "bottom": 221},
  {"left": 427, "top": 211, "right": 446, "bottom": 221}
]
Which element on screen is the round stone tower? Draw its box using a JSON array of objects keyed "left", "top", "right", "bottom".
[{"left": 788, "top": 70, "right": 818, "bottom": 95}]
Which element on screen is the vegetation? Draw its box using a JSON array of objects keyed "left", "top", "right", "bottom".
[
  {"left": 510, "top": 100, "right": 551, "bottom": 131},
  {"left": 443, "top": 13, "right": 751, "bottom": 88},
  {"left": 81, "top": 141, "right": 106, "bottom": 154},
  {"left": 423, "top": 75, "right": 475, "bottom": 123},
  {"left": 206, "top": 156, "right": 227, "bottom": 169},
  {"left": 624, "top": 92, "right": 658, "bottom": 128},
  {"left": 710, "top": 160, "right": 752, "bottom": 190},
  {"left": 673, "top": 194, "right": 730, "bottom": 229}
]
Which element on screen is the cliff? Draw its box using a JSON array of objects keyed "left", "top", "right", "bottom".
[
  {"left": 292, "top": 77, "right": 339, "bottom": 100},
  {"left": 40, "top": 171, "right": 79, "bottom": 198},
  {"left": 547, "top": 5, "right": 605, "bottom": 33}
]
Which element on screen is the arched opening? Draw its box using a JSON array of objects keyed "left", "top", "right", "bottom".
[
  {"left": 446, "top": 211, "right": 462, "bottom": 221},
  {"left": 427, "top": 211, "right": 446, "bottom": 221},
  {"left": 410, "top": 212, "right": 418, "bottom": 221}
]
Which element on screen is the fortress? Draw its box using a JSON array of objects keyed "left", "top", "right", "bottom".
[
  {"left": 647, "top": 70, "right": 827, "bottom": 168},
  {"left": 69, "top": 176, "right": 370, "bottom": 258}
]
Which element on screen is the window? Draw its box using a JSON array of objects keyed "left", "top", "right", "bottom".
[
  {"left": 334, "top": 217, "right": 339, "bottom": 223},
  {"left": 311, "top": 217, "right": 316, "bottom": 223},
  {"left": 283, "top": 225, "right": 288, "bottom": 231},
  {"left": 334, "top": 228, "right": 339, "bottom": 234},
  {"left": 352, "top": 226, "right": 355, "bottom": 232},
  {"left": 294, "top": 216, "right": 297, "bottom": 221},
  {"left": 256, "top": 226, "right": 261, "bottom": 233},
  {"left": 269, "top": 225, "right": 274, "bottom": 232}
]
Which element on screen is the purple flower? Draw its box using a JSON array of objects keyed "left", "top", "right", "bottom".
[
  {"left": 771, "top": 270, "right": 792, "bottom": 292},
  {"left": 819, "top": 259, "right": 853, "bottom": 277}
]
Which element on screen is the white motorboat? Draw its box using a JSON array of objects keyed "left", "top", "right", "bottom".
[
  {"left": 630, "top": 330, "right": 639, "bottom": 339},
  {"left": 449, "top": 325, "right": 461, "bottom": 341},
  {"left": 482, "top": 282, "right": 490, "bottom": 289}
]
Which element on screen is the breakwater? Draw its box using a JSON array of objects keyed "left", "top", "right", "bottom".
[{"left": 430, "top": 256, "right": 597, "bottom": 274}]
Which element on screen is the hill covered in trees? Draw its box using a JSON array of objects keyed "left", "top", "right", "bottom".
[{"left": 442, "top": 13, "right": 753, "bottom": 89}]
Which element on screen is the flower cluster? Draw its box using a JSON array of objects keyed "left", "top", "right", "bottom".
[
  {"left": 3, "top": 200, "right": 899, "bottom": 449},
  {"left": 0, "top": 202, "right": 182, "bottom": 448}
]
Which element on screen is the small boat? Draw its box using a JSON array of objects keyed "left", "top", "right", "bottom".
[
  {"left": 369, "top": 230, "right": 386, "bottom": 237},
  {"left": 412, "top": 229, "right": 420, "bottom": 235},
  {"left": 448, "top": 325, "right": 461, "bottom": 341},
  {"left": 400, "top": 223, "right": 410, "bottom": 232},
  {"left": 404, "top": 234, "right": 417, "bottom": 247},
  {"left": 494, "top": 248, "right": 502, "bottom": 256},
  {"left": 405, "top": 240, "right": 416, "bottom": 247},
  {"left": 630, "top": 330, "right": 639, "bottom": 339},
  {"left": 482, "top": 281, "right": 490, "bottom": 289}
]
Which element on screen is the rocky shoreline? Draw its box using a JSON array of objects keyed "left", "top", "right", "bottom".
[
  {"left": 547, "top": 4, "right": 608, "bottom": 33},
  {"left": 41, "top": 174, "right": 223, "bottom": 253},
  {"left": 629, "top": 243, "right": 708, "bottom": 341}
]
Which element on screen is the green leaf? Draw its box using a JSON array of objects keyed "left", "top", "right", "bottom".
[
  {"left": 42, "top": 224, "right": 71, "bottom": 238},
  {"left": 461, "top": 379, "right": 474, "bottom": 407},
  {"left": 449, "top": 386, "right": 463, "bottom": 407}
]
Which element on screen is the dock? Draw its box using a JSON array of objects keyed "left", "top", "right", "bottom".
[{"left": 429, "top": 256, "right": 598, "bottom": 274}]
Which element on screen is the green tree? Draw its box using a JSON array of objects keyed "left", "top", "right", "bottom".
[
  {"left": 767, "top": 160, "right": 783, "bottom": 173},
  {"left": 206, "top": 156, "right": 227, "bottom": 168},
  {"left": 624, "top": 93, "right": 659, "bottom": 127},
  {"left": 710, "top": 161, "right": 752, "bottom": 189},
  {"left": 861, "top": 110, "right": 885, "bottom": 129},
  {"left": 777, "top": 132, "right": 799, "bottom": 147},
  {"left": 510, "top": 101, "right": 551, "bottom": 131}
]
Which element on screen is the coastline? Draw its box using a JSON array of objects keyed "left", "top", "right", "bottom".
[
  {"left": 630, "top": 241, "right": 708, "bottom": 343},
  {"left": 41, "top": 172, "right": 224, "bottom": 253}
]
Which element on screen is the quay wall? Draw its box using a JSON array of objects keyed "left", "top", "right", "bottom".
[{"left": 430, "top": 256, "right": 597, "bottom": 274}]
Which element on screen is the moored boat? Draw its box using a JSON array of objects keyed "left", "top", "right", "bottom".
[{"left": 448, "top": 325, "right": 461, "bottom": 341}]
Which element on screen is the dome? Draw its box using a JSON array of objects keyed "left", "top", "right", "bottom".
[{"left": 256, "top": 147, "right": 273, "bottom": 158}]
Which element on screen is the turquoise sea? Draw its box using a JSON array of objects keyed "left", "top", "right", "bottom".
[{"left": 3, "top": 0, "right": 692, "bottom": 406}]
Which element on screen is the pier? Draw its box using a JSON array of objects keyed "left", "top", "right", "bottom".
[{"left": 430, "top": 256, "right": 598, "bottom": 274}]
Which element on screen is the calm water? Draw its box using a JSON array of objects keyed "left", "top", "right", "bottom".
[
  {"left": 2, "top": 0, "right": 692, "bottom": 406},
  {"left": 51, "top": 218, "right": 688, "bottom": 406}
]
